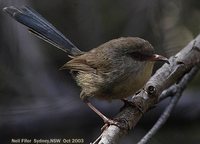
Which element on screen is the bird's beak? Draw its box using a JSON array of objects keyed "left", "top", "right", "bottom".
[{"left": 149, "top": 54, "right": 169, "bottom": 64}]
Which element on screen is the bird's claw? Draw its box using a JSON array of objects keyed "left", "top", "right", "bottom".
[{"left": 101, "top": 118, "right": 129, "bottom": 131}]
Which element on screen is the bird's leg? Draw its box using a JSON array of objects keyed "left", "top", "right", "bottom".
[
  {"left": 83, "top": 99, "right": 120, "bottom": 130},
  {"left": 84, "top": 99, "right": 109, "bottom": 122}
]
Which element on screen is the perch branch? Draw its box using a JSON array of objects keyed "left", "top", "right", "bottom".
[{"left": 137, "top": 66, "right": 199, "bottom": 144}]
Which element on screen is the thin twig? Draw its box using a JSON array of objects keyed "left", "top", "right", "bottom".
[
  {"left": 158, "top": 85, "right": 177, "bottom": 102},
  {"left": 138, "top": 90, "right": 181, "bottom": 144},
  {"left": 137, "top": 66, "right": 199, "bottom": 144}
]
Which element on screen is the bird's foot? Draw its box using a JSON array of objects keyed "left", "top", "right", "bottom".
[
  {"left": 84, "top": 99, "right": 130, "bottom": 131},
  {"left": 101, "top": 117, "right": 129, "bottom": 131}
]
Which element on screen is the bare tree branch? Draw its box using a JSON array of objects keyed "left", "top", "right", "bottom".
[
  {"left": 96, "top": 34, "right": 200, "bottom": 144},
  {"left": 137, "top": 66, "right": 199, "bottom": 144}
]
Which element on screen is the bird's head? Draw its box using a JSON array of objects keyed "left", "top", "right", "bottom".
[{"left": 109, "top": 37, "right": 169, "bottom": 64}]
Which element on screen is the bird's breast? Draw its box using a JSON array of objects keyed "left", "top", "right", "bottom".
[
  {"left": 76, "top": 60, "right": 154, "bottom": 101},
  {"left": 105, "top": 61, "right": 154, "bottom": 100}
]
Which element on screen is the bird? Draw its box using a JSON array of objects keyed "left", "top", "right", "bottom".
[{"left": 3, "top": 6, "right": 168, "bottom": 126}]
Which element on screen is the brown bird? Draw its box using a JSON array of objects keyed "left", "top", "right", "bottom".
[{"left": 3, "top": 6, "right": 168, "bottom": 126}]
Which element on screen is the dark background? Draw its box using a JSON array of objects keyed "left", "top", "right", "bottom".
[{"left": 0, "top": 0, "right": 200, "bottom": 143}]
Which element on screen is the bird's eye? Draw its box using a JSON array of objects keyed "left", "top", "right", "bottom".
[{"left": 130, "top": 52, "right": 149, "bottom": 61}]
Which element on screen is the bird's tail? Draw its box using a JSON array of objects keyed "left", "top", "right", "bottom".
[{"left": 3, "top": 6, "right": 82, "bottom": 56}]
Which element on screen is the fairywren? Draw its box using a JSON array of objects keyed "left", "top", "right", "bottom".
[{"left": 3, "top": 6, "right": 168, "bottom": 125}]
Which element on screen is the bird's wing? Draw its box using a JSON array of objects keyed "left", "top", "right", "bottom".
[
  {"left": 60, "top": 57, "right": 97, "bottom": 73},
  {"left": 60, "top": 49, "right": 112, "bottom": 73}
]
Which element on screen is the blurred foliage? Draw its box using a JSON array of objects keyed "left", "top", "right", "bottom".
[{"left": 0, "top": 0, "right": 200, "bottom": 143}]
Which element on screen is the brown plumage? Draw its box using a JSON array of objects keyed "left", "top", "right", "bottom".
[
  {"left": 4, "top": 6, "right": 169, "bottom": 126},
  {"left": 61, "top": 37, "right": 156, "bottom": 101}
]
